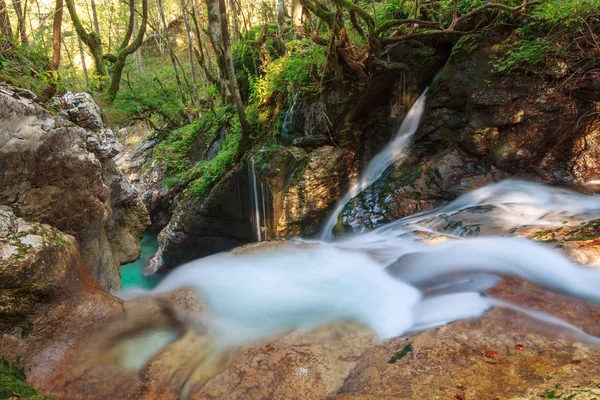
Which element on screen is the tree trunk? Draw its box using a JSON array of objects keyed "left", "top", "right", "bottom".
[
  {"left": 228, "top": 0, "right": 239, "bottom": 42},
  {"left": 190, "top": 1, "right": 218, "bottom": 85},
  {"left": 277, "top": 0, "right": 287, "bottom": 33},
  {"left": 133, "top": 13, "right": 144, "bottom": 74},
  {"left": 105, "top": 0, "right": 148, "bottom": 102},
  {"left": 47, "top": 0, "right": 63, "bottom": 97},
  {"left": 178, "top": 0, "right": 200, "bottom": 108},
  {"left": 291, "top": 0, "right": 303, "bottom": 35},
  {"left": 0, "top": 0, "right": 13, "bottom": 43},
  {"left": 90, "top": 0, "right": 100, "bottom": 35},
  {"left": 77, "top": 36, "right": 89, "bottom": 87},
  {"left": 12, "top": 0, "right": 28, "bottom": 46},
  {"left": 217, "top": 0, "right": 250, "bottom": 144},
  {"left": 157, "top": 0, "right": 186, "bottom": 104},
  {"left": 204, "top": 0, "right": 227, "bottom": 80},
  {"left": 64, "top": 0, "right": 107, "bottom": 77}
]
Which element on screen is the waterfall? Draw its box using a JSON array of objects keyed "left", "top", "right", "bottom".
[
  {"left": 248, "top": 156, "right": 271, "bottom": 242},
  {"left": 320, "top": 85, "right": 431, "bottom": 240},
  {"left": 279, "top": 93, "right": 298, "bottom": 146}
]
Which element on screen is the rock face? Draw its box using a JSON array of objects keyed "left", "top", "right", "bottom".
[
  {"left": 151, "top": 164, "right": 255, "bottom": 273},
  {"left": 259, "top": 146, "right": 356, "bottom": 237},
  {"left": 0, "top": 86, "right": 149, "bottom": 291},
  {"left": 0, "top": 207, "right": 120, "bottom": 390},
  {"left": 339, "top": 33, "right": 600, "bottom": 235}
]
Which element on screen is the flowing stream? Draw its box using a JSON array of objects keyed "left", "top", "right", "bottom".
[
  {"left": 144, "top": 180, "right": 600, "bottom": 348},
  {"left": 118, "top": 78, "right": 600, "bottom": 360},
  {"left": 248, "top": 156, "right": 271, "bottom": 242}
]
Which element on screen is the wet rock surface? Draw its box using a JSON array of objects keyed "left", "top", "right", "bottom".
[
  {"left": 0, "top": 208, "right": 120, "bottom": 394},
  {"left": 12, "top": 234, "right": 600, "bottom": 400},
  {"left": 258, "top": 145, "right": 356, "bottom": 238},
  {"left": 339, "top": 33, "right": 600, "bottom": 235},
  {"left": 0, "top": 85, "right": 148, "bottom": 291}
]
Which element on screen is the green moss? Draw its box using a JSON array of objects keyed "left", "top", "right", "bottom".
[
  {"left": 0, "top": 359, "right": 52, "bottom": 399},
  {"left": 565, "top": 221, "right": 600, "bottom": 241},
  {"left": 388, "top": 343, "right": 413, "bottom": 364}
]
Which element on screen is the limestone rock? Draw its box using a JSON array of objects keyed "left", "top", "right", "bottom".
[
  {"left": 0, "top": 85, "right": 149, "bottom": 291},
  {"left": 0, "top": 209, "right": 120, "bottom": 393},
  {"left": 49, "top": 92, "right": 104, "bottom": 132}
]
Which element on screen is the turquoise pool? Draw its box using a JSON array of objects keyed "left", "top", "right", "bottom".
[{"left": 120, "top": 233, "right": 163, "bottom": 290}]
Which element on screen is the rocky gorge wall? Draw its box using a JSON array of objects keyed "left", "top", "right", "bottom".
[
  {"left": 0, "top": 85, "right": 149, "bottom": 291},
  {"left": 336, "top": 32, "right": 600, "bottom": 235}
]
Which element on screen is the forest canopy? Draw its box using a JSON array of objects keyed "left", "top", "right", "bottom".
[{"left": 0, "top": 0, "right": 598, "bottom": 192}]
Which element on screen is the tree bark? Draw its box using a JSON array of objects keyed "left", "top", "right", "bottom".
[
  {"left": 90, "top": 0, "right": 100, "bottom": 35},
  {"left": 12, "top": 0, "right": 28, "bottom": 46},
  {"left": 228, "top": 0, "right": 239, "bottom": 42},
  {"left": 178, "top": 0, "right": 200, "bottom": 107},
  {"left": 47, "top": 0, "right": 63, "bottom": 97},
  {"left": 205, "top": 0, "right": 227, "bottom": 80},
  {"left": 157, "top": 0, "right": 186, "bottom": 104},
  {"left": 64, "top": 0, "right": 107, "bottom": 77},
  {"left": 217, "top": 0, "right": 250, "bottom": 143},
  {"left": 190, "top": 0, "right": 218, "bottom": 85},
  {"left": 291, "top": 0, "right": 303, "bottom": 35},
  {"left": 77, "top": 36, "right": 89, "bottom": 87},
  {"left": 277, "top": 0, "right": 287, "bottom": 32},
  {"left": 105, "top": 0, "right": 149, "bottom": 102},
  {"left": 133, "top": 13, "right": 144, "bottom": 74},
  {"left": 0, "top": 0, "right": 13, "bottom": 43}
]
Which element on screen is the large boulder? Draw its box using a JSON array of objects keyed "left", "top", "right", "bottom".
[
  {"left": 0, "top": 86, "right": 149, "bottom": 291},
  {"left": 0, "top": 208, "right": 120, "bottom": 392}
]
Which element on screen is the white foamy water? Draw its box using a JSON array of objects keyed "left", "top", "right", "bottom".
[
  {"left": 320, "top": 87, "right": 431, "bottom": 240},
  {"left": 124, "top": 180, "right": 600, "bottom": 348}
]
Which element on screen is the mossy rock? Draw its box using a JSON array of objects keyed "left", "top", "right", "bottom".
[{"left": 0, "top": 360, "right": 53, "bottom": 399}]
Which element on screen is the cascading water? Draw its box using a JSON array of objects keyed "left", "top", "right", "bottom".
[
  {"left": 320, "top": 86, "right": 431, "bottom": 240},
  {"left": 121, "top": 180, "right": 600, "bottom": 350},
  {"left": 248, "top": 156, "right": 271, "bottom": 242},
  {"left": 279, "top": 93, "right": 298, "bottom": 146}
]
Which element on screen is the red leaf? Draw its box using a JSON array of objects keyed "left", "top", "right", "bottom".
[{"left": 484, "top": 350, "right": 499, "bottom": 359}]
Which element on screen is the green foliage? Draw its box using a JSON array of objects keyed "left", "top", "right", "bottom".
[
  {"left": 373, "top": 0, "right": 412, "bottom": 23},
  {"left": 154, "top": 122, "right": 203, "bottom": 175},
  {"left": 153, "top": 103, "right": 254, "bottom": 198},
  {"left": 0, "top": 45, "right": 52, "bottom": 96},
  {"left": 493, "top": 38, "right": 555, "bottom": 71},
  {"left": 532, "top": 0, "right": 600, "bottom": 26},
  {"left": 233, "top": 24, "right": 285, "bottom": 75},
  {"left": 185, "top": 132, "right": 241, "bottom": 197},
  {"left": 0, "top": 358, "right": 52, "bottom": 399},
  {"left": 252, "top": 39, "right": 327, "bottom": 106},
  {"left": 110, "top": 57, "right": 185, "bottom": 126}
]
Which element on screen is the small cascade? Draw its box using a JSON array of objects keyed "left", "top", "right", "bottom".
[
  {"left": 279, "top": 93, "right": 298, "bottom": 146},
  {"left": 248, "top": 156, "right": 272, "bottom": 242},
  {"left": 320, "top": 85, "right": 431, "bottom": 240}
]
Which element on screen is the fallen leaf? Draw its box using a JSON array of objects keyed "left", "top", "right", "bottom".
[{"left": 484, "top": 350, "right": 499, "bottom": 359}]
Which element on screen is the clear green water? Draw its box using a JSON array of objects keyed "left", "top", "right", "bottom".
[{"left": 120, "top": 233, "right": 163, "bottom": 290}]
